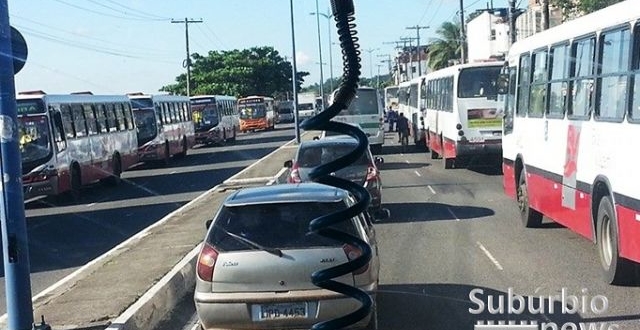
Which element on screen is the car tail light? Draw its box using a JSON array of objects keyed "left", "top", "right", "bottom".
[
  {"left": 365, "top": 166, "right": 378, "bottom": 182},
  {"left": 288, "top": 162, "right": 301, "bottom": 183},
  {"left": 197, "top": 244, "right": 219, "bottom": 282},
  {"left": 343, "top": 244, "right": 368, "bottom": 275}
]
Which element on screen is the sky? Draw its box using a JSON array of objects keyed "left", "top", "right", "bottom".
[{"left": 8, "top": 0, "right": 505, "bottom": 95}]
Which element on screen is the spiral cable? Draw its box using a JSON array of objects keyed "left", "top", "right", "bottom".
[{"left": 302, "top": 1, "right": 374, "bottom": 329}]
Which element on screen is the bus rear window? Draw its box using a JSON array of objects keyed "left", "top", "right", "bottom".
[
  {"left": 339, "top": 89, "right": 379, "bottom": 115},
  {"left": 458, "top": 66, "right": 502, "bottom": 99}
]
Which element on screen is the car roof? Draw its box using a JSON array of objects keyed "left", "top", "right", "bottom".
[
  {"left": 300, "top": 137, "right": 359, "bottom": 148},
  {"left": 224, "top": 182, "right": 347, "bottom": 207}
]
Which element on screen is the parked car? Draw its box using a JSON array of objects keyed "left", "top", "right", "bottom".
[
  {"left": 194, "top": 183, "right": 381, "bottom": 330},
  {"left": 284, "top": 137, "right": 384, "bottom": 213}
]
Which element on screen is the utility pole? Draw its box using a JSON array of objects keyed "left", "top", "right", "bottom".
[
  {"left": 378, "top": 54, "right": 392, "bottom": 77},
  {"left": 289, "top": 0, "right": 300, "bottom": 143},
  {"left": 383, "top": 41, "right": 404, "bottom": 84},
  {"left": 508, "top": 0, "right": 517, "bottom": 45},
  {"left": 406, "top": 25, "right": 429, "bottom": 76},
  {"left": 541, "top": 0, "right": 550, "bottom": 30},
  {"left": 314, "top": 0, "right": 325, "bottom": 111},
  {"left": 376, "top": 64, "right": 383, "bottom": 89},
  {"left": 171, "top": 17, "right": 203, "bottom": 97},
  {"left": 458, "top": 0, "right": 466, "bottom": 64},
  {"left": 364, "top": 48, "right": 379, "bottom": 82},
  {"left": 400, "top": 37, "right": 417, "bottom": 79}
]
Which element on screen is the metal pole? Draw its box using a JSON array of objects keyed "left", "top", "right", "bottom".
[
  {"left": 406, "top": 25, "right": 429, "bottom": 76},
  {"left": 326, "top": 9, "right": 334, "bottom": 94},
  {"left": 458, "top": 0, "right": 466, "bottom": 64},
  {"left": 0, "top": 3, "right": 36, "bottom": 329},
  {"left": 314, "top": 0, "right": 325, "bottom": 111},
  {"left": 290, "top": 0, "right": 300, "bottom": 143},
  {"left": 509, "top": 0, "right": 517, "bottom": 45},
  {"left": 171, "top": 18, "right": 203, "bottom": 97}
]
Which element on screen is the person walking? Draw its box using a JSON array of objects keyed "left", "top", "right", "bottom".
[{"left": 396, "top": 112, "right": 410, "bottom": 144}]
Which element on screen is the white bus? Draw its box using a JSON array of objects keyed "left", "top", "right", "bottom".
[
  {"left": 383, "top": 85, "right": 399, "bottom": 111},
  {"left": 18, "top": 92, "right": 138, "bottom": 200},
  {"left": 129, "top": 93, "right": 195, "bottom": 164},
  {"left": 423, "top": 61, "right": 504, "bottom": 169},
  {"left": 190, "top": 95, "right": 238, "bottom": 145},
  {"left": 329, "top": 86, "right": 385, "bottom": 154},
  {"left": 501, "top": 1, "right": 640, "bottom": 284},
  {"left": 397, "top": 77, "right": 428, "bottom": 147}
]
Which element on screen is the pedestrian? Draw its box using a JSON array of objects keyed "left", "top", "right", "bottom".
[
  {"left": 396, "top": 112, "right": 409, "bottom": 143},
  {"left": 388, "top": 108, "right": 397, "bottom": 132}
]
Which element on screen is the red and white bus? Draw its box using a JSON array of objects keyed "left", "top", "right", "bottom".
[
  {"left": 238, "top": 96, "right": 275, "bottom": 133},
  {"left": 18, "top": 92, "right": 138, "bottom": 200},
  {"left": 423, "top": 61, "right": 504, "bottom": 168},
  {"left": 129, "top": 93, "right": 195, "bottom": 164},
  {"left": 190, "top": 95, "right": 238, "bottom": 145},
  {"left": 501, "top": 1, "right": 640, "bottom": 284}
]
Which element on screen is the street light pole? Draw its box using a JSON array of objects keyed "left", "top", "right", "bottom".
[
  {"left": 289, "top": 0, "right": 300, "bottom": 143},
  {"left": 311, "top": 9, "right": 334, "bottom": 94},
  {"left": 364, "top": 48, "right": 379, "bottom": 81},
  {"left": 314, "top": 0, "right": 325, "bottom": 111}
]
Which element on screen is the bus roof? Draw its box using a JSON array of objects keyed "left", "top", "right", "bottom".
[
  {"left": 190, "top": 95, "right": 237, "bottom": 101},
  {"left": 127, "top": 94, "right": 189, "bottom": 102},
  {"left": 508, "top": 0, "right": 638, "bottom": 58},
  {"left": 17, "top": 94, "right": 130, "bottom": 104}
]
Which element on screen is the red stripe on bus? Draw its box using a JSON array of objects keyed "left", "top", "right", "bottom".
[
  {"left": 443, "top": 137, "right": 457, "bottom": 159},
  {"left": 503, "top": 162, "right": 516, "bottom": 199},
  {"left": 526, "top": 171, "right": 593, "bottom": 240},
  {"left": 616, "top": 205, "right": 640, "bottom": 263}
]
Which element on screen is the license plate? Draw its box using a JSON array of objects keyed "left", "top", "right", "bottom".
[{"left": 256, "top": 302, "right": 308, "bottom": 320}]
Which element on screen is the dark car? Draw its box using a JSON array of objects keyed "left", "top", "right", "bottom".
[{"left": 284, "top": 137, "right": 384, "bottom": 212}]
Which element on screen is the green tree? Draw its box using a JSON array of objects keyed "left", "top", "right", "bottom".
[
  {"left": 552, "top": 0, "right": 623, "bottom": 19},
  {"left": 160, "top": 46, "right": 309, "bottom": 98},
  {"left": 427, "top": 21, "right": 462, "bottom": 70}
]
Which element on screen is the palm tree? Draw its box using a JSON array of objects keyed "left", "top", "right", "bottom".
[{"left": 427, "top": 21, "right": 463, "bottom": 70}]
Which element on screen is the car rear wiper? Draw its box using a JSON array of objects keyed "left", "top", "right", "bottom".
[{"left": 218, "top": 226, "right": 284, "bottom": 258}]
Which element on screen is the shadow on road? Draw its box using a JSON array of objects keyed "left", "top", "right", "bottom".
[
  {"left": 379, "top": 202, "right": 494, "bottom": 223},
  {"left": 379, "top": 162, "right": 430, "bottom": 171},
  {"left": 376, "top": 283, "right": 638, "bottom": 330}
]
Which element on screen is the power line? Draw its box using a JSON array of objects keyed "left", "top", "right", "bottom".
[
  {"left": 418, "top": 0, "right": 435, "bottom": 25},
  {"left": 204, "top": 23, "right": 229, "bottom": 50},
  {"left": 12, "top": 14, "right": 176, "bottom": 56},
  {"left": 51, "top": 0, "right": 167, "bottom": 22},
  {"left": 195, "top": 24, "right": 221, "bottom": 50},
  {"left": 82, "top": 0, "right": 167, "bottom": 21},
  {"left": 102, "top": 0, "right": 171, "bottom": 20},
  {"left": 171, "top": 18, "right": 204, "bottom": 97},
  {"left": 426, "top": 0, "right": 445, "bottom": 27}
]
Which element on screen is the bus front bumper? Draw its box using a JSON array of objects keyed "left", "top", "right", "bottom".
[{"left": 23, "top": 176, "right": 59, "bottom": 199}]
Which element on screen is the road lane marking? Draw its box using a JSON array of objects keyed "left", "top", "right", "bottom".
[
  {"left": 446, "top": 207, "right": 460, "bottom": 221},
  {"left": 405, "top": 160, "right": 410, "bottom": 164},
  {"left": 86, "top": 203, "right": 96, "bottom": 208},
  {"left": 414, "top": 170, "right": 421, "bottom": 177},
  {"left": 477, "top": 241, "right": 504, "bottom": 271},
  {"left": 170, "top": 171, "right": 177, "bottom": 174},
  {"left": 428, "top": 185, "right": 436, "bottom": 194}
]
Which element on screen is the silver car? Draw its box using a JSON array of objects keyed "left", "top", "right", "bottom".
[{"left": 194, "top": 183, "right": 380, "bottom": 330}]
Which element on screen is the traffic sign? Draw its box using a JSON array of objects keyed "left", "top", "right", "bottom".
[{"left": 10, "top": 26, "right": 27, "bottom": 74}]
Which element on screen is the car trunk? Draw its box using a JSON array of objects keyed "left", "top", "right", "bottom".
[
  {"left": 211, "top": 248, "right": 353, "bottom": 292},
  {"left": 298, "top": 165, "right": 367, "bottom": 185}
]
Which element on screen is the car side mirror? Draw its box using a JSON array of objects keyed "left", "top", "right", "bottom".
[
  {"left": 284, "top": 160, "right": 293, "bottom": 168},
  {"left": 374, "top": 157, "right": 384, "bottom": 165},
  {"left": 205, "top": 219, "right": 213, "bottom": 229}
]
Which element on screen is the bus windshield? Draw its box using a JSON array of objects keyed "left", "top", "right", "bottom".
[
  {"left": 18, "top": 115, "right": 51, "bottom": 164},
  {"left": 298, "top": 103, "right": 314, "bottom": 111},
  {"left": 339, "top": 89, "right": 378, "bottom": 115},
  {"left": 239, "top": 105, "right": 265, "bottom": 119},
  {"left": 130, "top": 98, "right": 153, "bottom": 109},
  {"left": 458, "top": 66, "right": 502, "bottom": 99},
  {"left": 192, "top": 105, "right": 219, "bottom": 130},
  {"left": 133, "top": 109, "right": 158, "bottom": 145}
]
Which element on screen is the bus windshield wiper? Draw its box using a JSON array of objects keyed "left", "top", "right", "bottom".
[{"left": 217, "top": 226, "right": 284, "bottom": 258}]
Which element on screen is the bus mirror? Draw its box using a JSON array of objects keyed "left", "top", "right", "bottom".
[{"left": 497, "top": 74, "right": 508, "bottom": 95}]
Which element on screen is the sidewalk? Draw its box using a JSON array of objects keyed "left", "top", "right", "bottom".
[{"left": 0, "top": 131, "right": 318, "bottom": 330}]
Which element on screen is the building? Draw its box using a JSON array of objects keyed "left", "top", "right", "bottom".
[
  {"left": 466, "top": 8, "right": 511, "bottom": 62},
  {"left": 515, "top": 0, "right": 563, "bottom": 41},
  {"left": 393, "top": 45, "right": 430, "bottom": 84}
]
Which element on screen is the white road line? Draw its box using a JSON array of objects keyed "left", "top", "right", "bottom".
[
  {"left": 414, "top": 170, "right": 421, "bottom": 177},
  {"left": 170, "top": 171, "right": 177, "bottom": 174},
  {"left": 477, "top": 241, "right": 504, "bottom": 271},
  {"left": 428, "top": 185, "right": 436, "bottom": 194},
  {"left": 405, "top": 160, "right": 410, "bottom": 164},
  {"left": 446, "top": 207, "right": 460, "bottom": 221},
  {"left": 86, "top": 203, "right": 96, "bottom": 208}
]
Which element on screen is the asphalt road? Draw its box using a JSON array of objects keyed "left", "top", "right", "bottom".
[
  {"left": 157, "top": 132, "right": 640, "bottom": 330},
  {"left": 0, "top": 125, "right": 296, "bottom": 314}
]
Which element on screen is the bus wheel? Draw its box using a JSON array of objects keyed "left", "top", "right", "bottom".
[
  {"left": 69, "top": 167, "right": 82, "bottom": 202},
  {"left": 444, "top": 158, "right": 455, "bottom": 169},
  {"left": 597, "top": 196, "right": 637, "bottom": 285},
  {"left": 106, "top": 155, "right": 122, "bottom": 186},
  {"left": 175, "top": 137, "right": 188, "bottom": 159},
  {"left": 517, "top": 170, "right": 543, "bottom": 228}
]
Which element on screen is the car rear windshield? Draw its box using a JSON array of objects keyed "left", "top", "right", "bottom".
[
  {"left": 208, "top": 202, "right": 360, "bottom": 251},
  {"left": 297, "top": 144, "right": 370, "bottom": 167}
]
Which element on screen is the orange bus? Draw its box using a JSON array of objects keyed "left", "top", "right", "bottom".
[{"left": 238, "top": 96, "right": 275, "bottom": 133}]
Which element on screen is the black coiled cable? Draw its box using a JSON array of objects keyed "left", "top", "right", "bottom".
[{"left": 301, "top": 1, "right": 373, "bottom": 329}]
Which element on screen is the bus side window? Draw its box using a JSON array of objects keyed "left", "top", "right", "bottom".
[
  {"left": 569, "top": 36, "right": 596, "bottom": 119},
  {"left": 95, "top": 104, "right": 108, "bottom": 134},
  {"left": 50, "top": 106, "right": 67, "bottom": 152},
  {"left": 517, "top": 54, "right": 531, "bottom": 117},
  {"left": 60, "top": 104, "right": 76, "bottom": 139},
  {"left": 123, "top": 103, "right": 134, "bottom": 130},
  {"left": 72, "top": 104, "right": 88, "bottom": 138}
]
